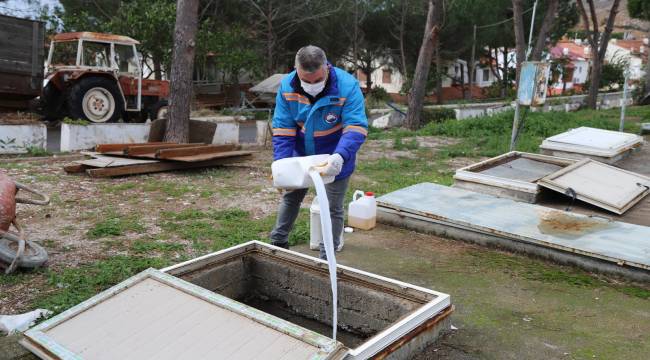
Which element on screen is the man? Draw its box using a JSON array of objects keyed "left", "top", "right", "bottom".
[{"left": 270, "top": 45, "right": 368, "bottom": 259}]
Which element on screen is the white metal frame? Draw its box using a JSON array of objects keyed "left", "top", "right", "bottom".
[
  {"left": 540, "top": 127, "right": 644, "bottom": 158},
  {"left": 538, "top": 158, "right": 650, "bottom": 214},
  {"left": 454, "top": 151, "right": 577, "bottom": 195},
  {"left": 22, "top": 267, "right": 342, "bottom": 360},
  {"left": 162, "top": 240, "right": 452, "bottom": 360}
]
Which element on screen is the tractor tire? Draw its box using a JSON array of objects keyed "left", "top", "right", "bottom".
[
  {"left": 68, "top": 77, "right": 124, "bottom": 123},
  {"left": 0, "top": 237, "right": 48, "bottom": 269},
  {"left": 149, "top": 100, "right": 169, "bottom": 121}
]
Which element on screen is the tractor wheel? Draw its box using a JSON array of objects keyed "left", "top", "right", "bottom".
[
  {"left": 149, "top": 100, "right": 169, "bottom": 121},
  {"left": 68, "top": 77, "right": 124, "bottom": 123}
]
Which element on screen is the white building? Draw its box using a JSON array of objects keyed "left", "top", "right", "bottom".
[
  {"left": 605, "top": 38, "right": 649, "bottom": 81},
  {"left": 548, "top": 40, "right": 591, "bottom": 94},
  {"left": 355, "top": 58, "right": 498, "bottom": 96}
]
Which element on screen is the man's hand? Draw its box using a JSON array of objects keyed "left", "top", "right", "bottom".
[{"left": 314, "top": 153, "right": 344, "bottom": 177}]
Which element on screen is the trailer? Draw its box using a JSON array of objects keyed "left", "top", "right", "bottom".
[{"left": 0, "top": 14, "right": 45, "bottom": 109}]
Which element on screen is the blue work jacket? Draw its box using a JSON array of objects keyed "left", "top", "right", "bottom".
[{"left": 272, "top": 64, "right": 368, "bottom": 180}]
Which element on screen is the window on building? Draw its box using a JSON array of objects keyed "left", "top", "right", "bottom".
[
  {"left": 482, "top": 69, "right": 490, "bottom": 82},
  {"left": 577, "top": 67, "right": 581, "bottom": 74},
  {"left": 573, "top": 78, "right": 578, "bottom": 83},
  {"left": 382, "top": 69, "right": 392, "bottom": 84}
]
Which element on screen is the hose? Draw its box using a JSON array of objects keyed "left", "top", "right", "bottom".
[{"left": 14, "top": 182, "right": 50, "bottom": 205}]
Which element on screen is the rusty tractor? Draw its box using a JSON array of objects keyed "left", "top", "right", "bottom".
[{"left": 40, "top": 32, "right": 169, "bottom": 123}]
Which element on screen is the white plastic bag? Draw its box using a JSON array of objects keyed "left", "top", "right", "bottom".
[{"left": 0, "top": 309, "right": 51, "bottom": 335}]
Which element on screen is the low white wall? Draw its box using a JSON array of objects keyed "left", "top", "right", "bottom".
[
  {"left": 212, "top": 122, "right": 239, "bottom": 145},
  {"left": 255, "top": 120, "right": 269, "bottom": 146},
  {"left": 60, "top": 123, "right": 150, "bottom": 152},
  {"left": 0, "top": 124, "right": 47, "bottom": 154}
]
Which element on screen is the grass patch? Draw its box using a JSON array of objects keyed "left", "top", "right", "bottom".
[
  {"left": 393, "top": 136, "right": 419, "bottom": 150},
  {"left": 142, "top": 180, "right": 194, "bottom": 198},
  {"left": 468, "top": 249, "right": 650, "bottom": 299},
  {"left": 26, "top": 146, "right": 51, "bottom": 157},
  {"left": 87, "top": 213, "right": 145, "bottom": 238},
  {"left": 34, "top": 256, "right": 169, "bottom": 314},
  {"left": 370, "top": 106, "right": 648, "bottom": 158},
  {"left": 131, "top": 238, "right": 185, "bottom": 254},
  {"left": 159, "top": 207, "right": 296, "bottom": 252},
  {"left": 100, "top": 182, "right": 137, "bottom": 194},
  {"left": 353, "top": 152, "right": 453, "bottom": 197}
]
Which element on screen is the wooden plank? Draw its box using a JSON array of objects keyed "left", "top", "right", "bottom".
[
  {"left": 156, "top": 144, "right": 237, "bottom": 159},
  {"left": 125, "top": 143, "right": 204, "bottom": 156},
  {"left": 63, "top": 163, "right": 88, "bottom": 174},
  {"left": 86, "top": 155, "right": 251, "bottom": 177},
  {"left": 164, "top": 150, "right": 254, "bottom": 163},
  {"left": 95, "top": 142, "right": 170, "bottom": 153}
]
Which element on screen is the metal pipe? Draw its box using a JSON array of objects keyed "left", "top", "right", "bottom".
[
  {"left": 525, "top": 0, "right": 538, "bottom": 61},
  {"left": 14, "top": 182, "right": 50, "bottom": 205}
]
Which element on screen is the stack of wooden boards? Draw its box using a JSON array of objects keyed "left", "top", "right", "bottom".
[{"left": 64, "top": 143, "right": 253, "bottom": 177}]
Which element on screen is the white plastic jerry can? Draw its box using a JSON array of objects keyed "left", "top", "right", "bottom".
[
  {"left": 310, "top": 196, "right": 344, "bottom": 251},
  {"left": 271, "top": 154, "right": 335, "bottom": 189},
  {"left": 348, "top": 190, "right": 377, "bottom": 230}
]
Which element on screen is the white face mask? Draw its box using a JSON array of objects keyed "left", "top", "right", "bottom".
[{"left": 301, "top": 79, "right": 326, "bottom": 97}]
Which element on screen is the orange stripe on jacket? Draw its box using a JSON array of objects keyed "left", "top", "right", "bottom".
[
  {"left": 272, "top": 128, "right": 297, "bottom": 136},
  {"left": 343, "top": 125, "right": 368, "bottom": 136},
  {"left": 283, "top": 92, "right": 310, "bottom": 105},
  {"left": 314, "top": 124, "right": 343, "bottom": 137}
]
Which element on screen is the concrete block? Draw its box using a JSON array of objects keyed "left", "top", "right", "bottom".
[
  {"left": 255, "top": 120, "right": 269, "bottom": 146},
  {"left": 641, "top": 123, "right": 650, "bottom": 135},
  {"left": 60, "top": 123, "right": 150, "bottom": 152},
  {"left": 0, "top": 124, "right": 47, "bottom": 154},
  {"left": 212, "top": 122, "right": 239, "bottom": 145},
  {"left": 454, "top": 108, "right": 486, "bottom": 119},
  {"left": 371, "top": 111, "right": 404, "bottom": 129}
]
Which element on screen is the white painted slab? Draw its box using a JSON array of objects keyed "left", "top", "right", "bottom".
[
  {"left": 0, "top": 124, "right": 47, "bottom": 154},
  {"left": 23, "top": 269, "right": 343, "bottom": 360},
  {"left": 212, "top": 122, "right": 239, "bottom": 145},
  {"left": 539, "top": 159, "right": 650, "bottom": 214},
  {"left": 60, "top": 123, "right": 151, "bottom": 152},
  {"left": 540, "top": 127, "right": 643, "bottom": 157},
  {"left": 377, "top": 183, "right": 650, "bottom": 271}
]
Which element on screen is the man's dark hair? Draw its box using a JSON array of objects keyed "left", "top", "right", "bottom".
[{"left": 295, "top": 45, "right": 327, "bottom": 73}]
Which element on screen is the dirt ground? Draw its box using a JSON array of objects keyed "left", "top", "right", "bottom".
[{"left": 1, "top": 137, "right": 649, "bottom": 359}]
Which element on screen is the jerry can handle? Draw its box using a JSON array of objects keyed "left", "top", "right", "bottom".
[{"left": 353, "top": 190, "right": 364, "bottom": 202}]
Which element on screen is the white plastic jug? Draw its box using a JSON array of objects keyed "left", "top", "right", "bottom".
[
  {"left": 272, "top": 154, "right": 335, "bottom": 189},
  {"left": 310, "top": 196, "right": 344, "bottom": 251},
  {"left": 348, "top": 190, "right": 377, "bottom": 230}
]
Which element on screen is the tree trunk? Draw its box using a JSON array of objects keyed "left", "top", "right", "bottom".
[
  {"left": 461, "top": 63, "right": 468, "bottom": 100},
  {"left": 435, "top": 41, "right": 443, "bottom": 104},
  {"left": 399, "top": 0, "right": 408, "bottom": 83},
  {"left": 164, "top": 0, "right": 199, "bottom": 143},
  {"left": 530, "top": 0, "right": 559, "bottom": 61},
  {"left": 512, "top": 0, "right": 526, "bottom": 86},
  {"left": 405, "top": 0, "right": 440, "bottom": 130},
  {"left": 153, "top": 59, "right": 162, "bottom": 80},
  {"left": 578, "top": 0, "right": 621, "bottom": 109},
  {"left": 364, "top": 69, "right": 373, "bottom": 90},
  {"left": 644, "top": 30, "right": 650, "bottom": 95}
]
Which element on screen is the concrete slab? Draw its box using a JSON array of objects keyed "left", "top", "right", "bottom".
[
  {"left": 60, "top": 123, "right": 150, "bottom": 152},
  {"left": 0, "top": 125, "right": 47, "bottom": 154},
  {"left": 377, "top": 183, "right": 650, "bottom": 281}
]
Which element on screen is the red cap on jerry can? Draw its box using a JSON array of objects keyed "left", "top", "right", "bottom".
[{"left": 365, "top": 191, "right": 374, "bottom": 197}]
